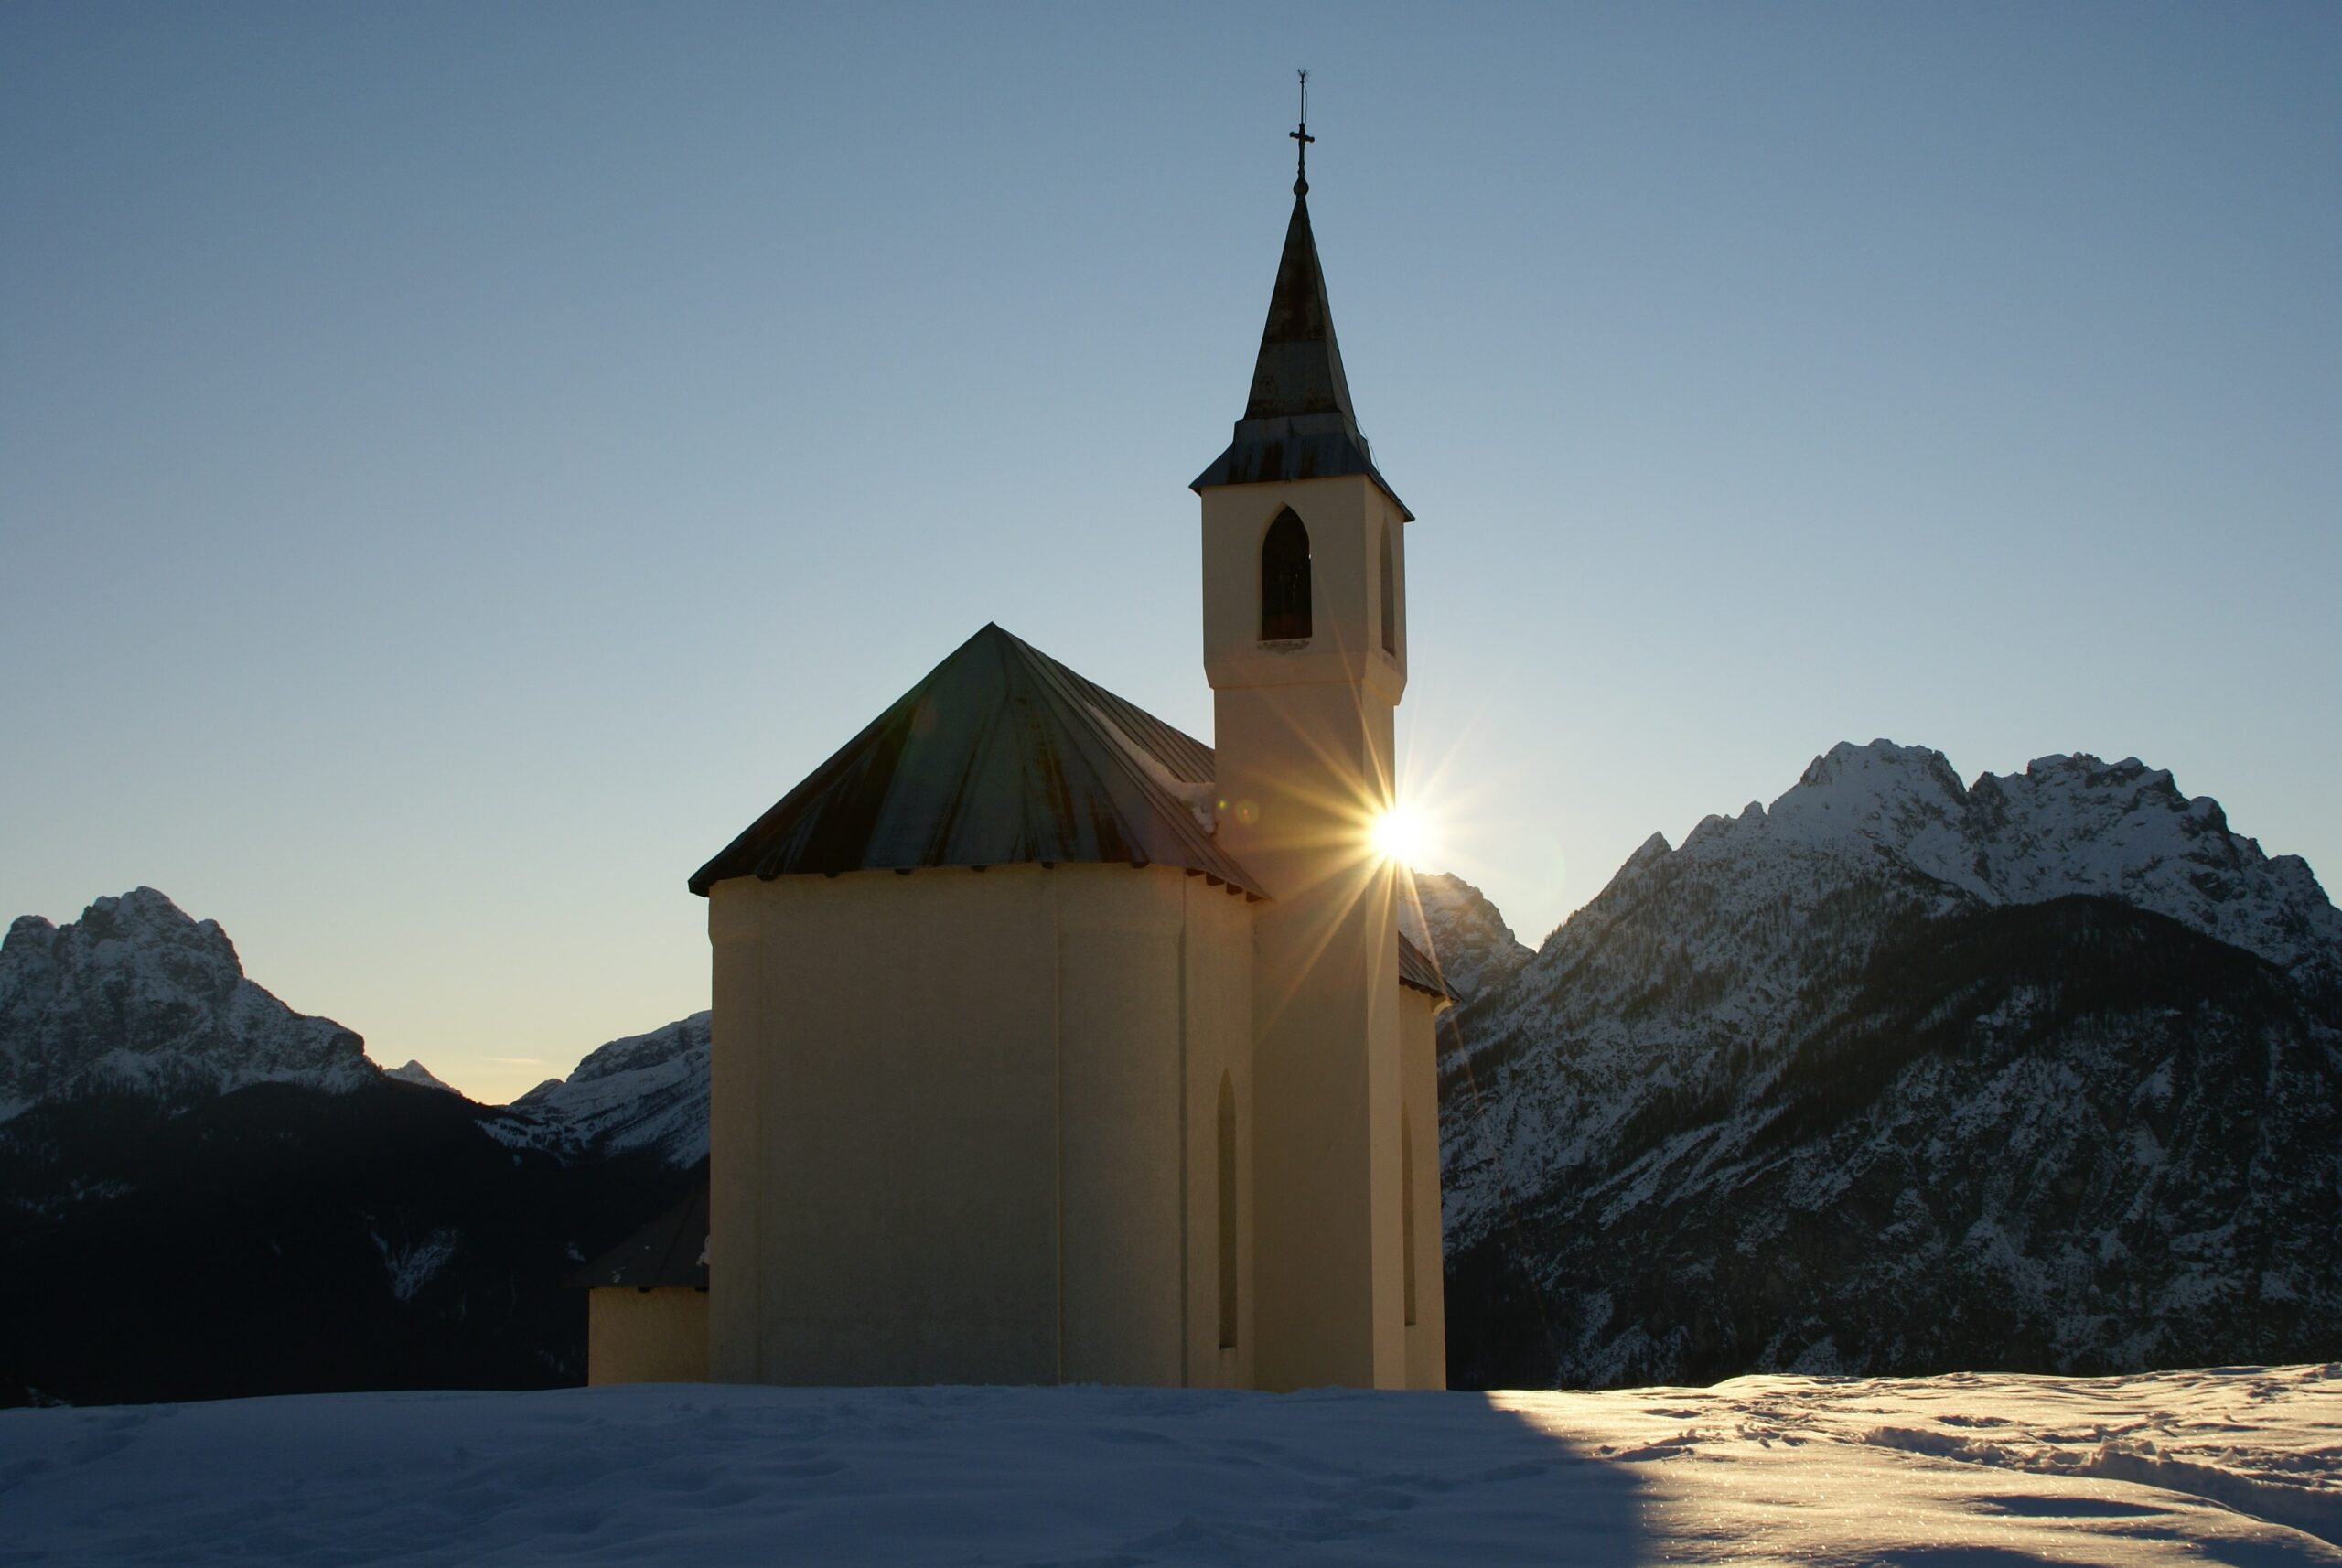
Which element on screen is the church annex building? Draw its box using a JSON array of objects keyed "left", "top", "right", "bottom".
[{"left": 582, "top": 140, "right": 1456, "bottom": 1393}]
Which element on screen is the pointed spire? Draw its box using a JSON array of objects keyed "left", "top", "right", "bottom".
[
  {"left": 1192, "top": 95, "right": 1410, "bottom": 519},
  {"left": 1245, "top": 193, "right": 1358, "bottom": 424}
]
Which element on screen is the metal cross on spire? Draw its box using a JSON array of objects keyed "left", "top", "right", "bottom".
[{"left": 1290, "top": 69, "right": 1315, "bottom": 197}]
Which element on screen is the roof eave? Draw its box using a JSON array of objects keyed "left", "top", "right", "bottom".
[
  {"left": 690, "top": 622, "right": 1275, "bottom": 899},
  {"left": 697, "top": 856, "right": 1270, "bottom": 903},
  {"left": 1189, "top": 422, "right": 1413, "bottom": 521}
]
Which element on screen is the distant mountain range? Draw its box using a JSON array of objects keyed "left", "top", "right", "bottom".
[
  {"left": 0, "top": 886, "right": 709, "bottom": 1166},
  {"left": 4, "top": 741, "right": 2337, "bottom": 1402},
  {"left": 0, "top": 891, "right": 704, "bottom": 1405},
  {"left": 1428, "top": 744, "right": 2342, "bottom": 1388}
]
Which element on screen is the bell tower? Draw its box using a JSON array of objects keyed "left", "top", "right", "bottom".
[{"left": 1193, "top": 92, "right": 1417, "bottom": 1391}]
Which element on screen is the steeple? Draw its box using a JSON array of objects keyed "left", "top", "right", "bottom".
[
  {"left": 1184, "top": 82, "right": 1429, "bottom": 1393},
  {"left": 1191, "top": 108, "right": 1412, "bottom": 519}
]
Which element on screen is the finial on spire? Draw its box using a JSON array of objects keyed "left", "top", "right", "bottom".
[{"left": 1290, "top": 69, "right": 1315, "bottom": 197}]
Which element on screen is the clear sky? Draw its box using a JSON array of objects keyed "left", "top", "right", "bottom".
[{"left": 5, "top": 4, "right": 2337, "bottom": 1101}]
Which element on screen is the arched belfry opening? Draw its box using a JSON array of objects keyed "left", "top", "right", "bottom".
[
  {"left": 1379, "top": 521, "right": 1397, "bottom": 657},
  {"left": 1260, "top": 509, "right": 1312, "bottom": 641}
]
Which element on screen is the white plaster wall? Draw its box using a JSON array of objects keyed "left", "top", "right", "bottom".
[
  {"left": 1181, "top": 875, "right": 1256, "bottom": 1388},
  {"left": 707, "top": 864, "right": 1252, "bottom": 1389},
  {"left": 712, "top": 866, "right": 1058, "bottom": 1386},
  {"left": 1214, "top": 677, "right": 1406, "bottom": 1391},
  {"left": 1400, "top": 988, "right": 1448, "bottom": 1390},
  {"left": 1058, "top": 868, "right": 1183, "bottom": 1385}
]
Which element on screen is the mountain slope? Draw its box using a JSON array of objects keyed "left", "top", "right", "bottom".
[
  {"left": 503, "top": 1013, "right": 710, "bottom": 1167},
  {"left": 1402, "top": 872, "right": 1531, "bottom": 1001},
  {"left": 1438, "top": 743, "right": 2342, "bottom": 1389},
  {"left": 0, "top": 888, "right": 705, "bottom": 1405},
  {"left": 0, "top": 1079, "right": 698, "bottom": 1404}
]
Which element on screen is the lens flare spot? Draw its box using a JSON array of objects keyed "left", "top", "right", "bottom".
[{"left": 1372, "top": 804, "right": 1429, "bottom": 866}]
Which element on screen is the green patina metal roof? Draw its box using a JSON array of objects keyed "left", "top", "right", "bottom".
[
  {"left": 690, "top": 623, "right": 1263, "bottom": 899},
  {"left": 686, "top": 622, "right": 1458, "bottom": 1004}
]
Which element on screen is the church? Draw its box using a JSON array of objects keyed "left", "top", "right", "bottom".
[{"left": 584, "top": 124, "right": 1453, "bottom": 1393}]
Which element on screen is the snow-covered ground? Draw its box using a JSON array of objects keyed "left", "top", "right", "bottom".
[{"left": 4, "top": 1366, "right": 2337, "bottom": 1564}]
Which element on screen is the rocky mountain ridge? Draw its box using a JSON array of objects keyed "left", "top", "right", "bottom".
[
  {"left": 1400, "top": 872, "right": 1532, "bottom": 1001},
  {"left": 0, "top": 888, "right": 373, "bottom": 1120},
  {"left": 502, "top": 1013, "right": 709, "bottom": 1167},
  {"left": 1433, "top": 742, "right": 2342, "bottom": 1387},
  {"left": 1735, "top": 744, "right": 2338, "bottom": 992}
]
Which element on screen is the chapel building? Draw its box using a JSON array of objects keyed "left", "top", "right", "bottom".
[{"left": 587, "top": 141, "right": 1452, "bottom": 1392}]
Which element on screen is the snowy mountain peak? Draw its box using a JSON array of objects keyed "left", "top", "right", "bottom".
[
  {"left": 1795, "top": 736, "right": 1968, "bottom": 798},
  {"left": 0, "top": 888, "right": 376, "bottom": 1119},
  {"left": 385, "top": 1060, "right": 457, "bottom": 1094},
  {"left": 1765, "top": 739, "right": 1971, "bottom": 857},
  {"left": 1610, "top": 741, "right": 2341, "bottom": 990}
]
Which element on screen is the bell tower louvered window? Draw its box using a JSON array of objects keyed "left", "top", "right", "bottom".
[{"left": 1260, "top": 510, "right": 1312, "bottom": 641}]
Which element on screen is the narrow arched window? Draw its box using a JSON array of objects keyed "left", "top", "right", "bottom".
[
  {"left": 1379, "top": 521, "right": 1397, "bottom": 657},
  {"left": 1402, "top": 1106, "right": 1418, "bottom": 1327},
  {"left": 1260, "top": 510, "right": 1311, "bottom": 641},
  {"left": 1217, "top": 1073, "right": 1239, "bottom": 1350}
]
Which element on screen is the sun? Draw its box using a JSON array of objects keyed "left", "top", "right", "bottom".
[{"left": 1371, "top": 803, "right": 1431, "bottom": 866}]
